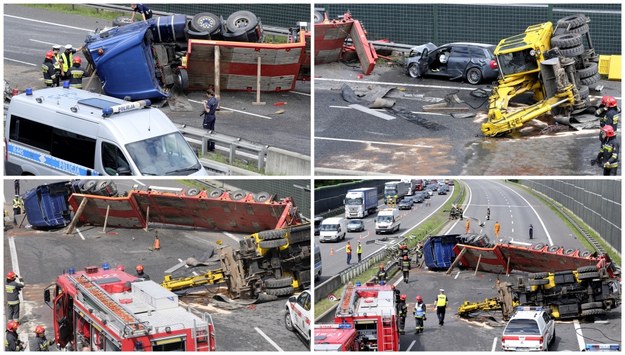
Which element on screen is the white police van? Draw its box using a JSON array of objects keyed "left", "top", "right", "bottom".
[{"left": 6, "top": 86, "right": 207, "bottom": 176}]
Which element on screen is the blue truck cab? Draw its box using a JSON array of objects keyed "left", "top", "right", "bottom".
[
  {"left": 23, "top": 181, "right": 73, "bottom": 229},
  {"left": 83, "top": 15, "right": 189, "bottom": 100}
]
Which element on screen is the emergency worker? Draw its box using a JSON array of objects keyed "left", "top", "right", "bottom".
[
  {"left": 42, "top": 51, "right": 57, "bottom": 87},
  {"left": 345, "top": 241, "right": 352, "bottom": 265},
  {"left": 59, "top": 44, "right": 82, "bottom": 80},
  {"left": 135, "top": 264, "right": 150, "bottom": 280},
  {"left": 494, "top": 221, "right": 501, "bottom": 239},
  {"left": 5, "top": 271, "right": 24, "bottom": 322},
  {"left": 5, "top": 320, "right": 23, "bottom": 351},
  {"left": 357, "top": 241, "right": 363, "bottom": 263},
  {"left": 130, "top": 4, "right": 153, "bottom": 22},
  {"left": 33, "top": 325, "right": 54, "bottom": 351},
  {"left": 593, "top": 125, "right": 619, "bottom": 176},
  {"left": 376, "top": 264, "right": 387, "bottom": 284},
  {"left": 398, "top": 294, "right": 408, "bottom": 335},
  {"left": 68, "top": 57, "right": 85, "bottom": 89},
  {"left": 401, "top": 255, "right": 411, "bottom": 283},
  {"left": 486, "top": 207, "right": 490, "bottom": 220},
  {"left": 12, "top": 195, "right": 23, "bottom": 225},
  {"left": 529, "top": 224, "right": 534, "bottom": 240},
  {"left": 465, "top": 218, "right": 471, "bottom": 234},
  {"left": 596, "top": 96, "right": 620, "bottom": 130},
  {"left": 436, "top": 289, "right": 448, "bottom": 326},
  {"left": 414, "top": 295, "right": 426, "bottom": 334}
]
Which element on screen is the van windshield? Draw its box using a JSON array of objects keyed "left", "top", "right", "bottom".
[
  {"left": 377, "top": 216, "right": 393, "bottom": 223},
  {"left": 126, "top": 132, "right": 202, "bottom": 175},
  {"left": 320, "top": 224, "right": 339, "bottom": 231}
]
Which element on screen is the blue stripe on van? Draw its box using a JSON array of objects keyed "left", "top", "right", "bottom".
[{"left": 8, "top": 142, "right": 100, "bottom": 176}]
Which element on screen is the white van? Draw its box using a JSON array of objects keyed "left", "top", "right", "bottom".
[
  {"left": 375, "top": 208, "right": 400, "bottom": 234},
  {"left": 5, "top": 87, "right": 207, "bottom": 176},
  {"left": 319, "top": 217, "right": 347, "bottom": 243}
]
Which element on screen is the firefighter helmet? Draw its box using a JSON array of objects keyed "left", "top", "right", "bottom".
[
  {"left": 7, "top": 320, "right": 19, "bottom": 332},
  {"left": 45, "top": 51, "right": 54, "bottom": 60},
  {"left": 601, "top": 95, "right": 610, "bottom": 106},
  {"left": 73, "top": 56, "right": 82, "bottom": 65},
  {"left": 35, "top": 325, "right": 45, "bottom": 335},
  {"left": 400, "top": 294, "right": 407, "bottom": 301},
  {"left": 6, "top": 271, "right": 16, "bottom": 280},
  {"left": 606, "top": 96, "right": 618, "bottom": 108},
  {"left": 601, "top": 125, "right": 616, "bottom": 139},
  {"left": 136, "top": 264, "right": 144, "bottom": 272},
  {"left": 416, "top": 295, "right": 423, "bottom": 302}
]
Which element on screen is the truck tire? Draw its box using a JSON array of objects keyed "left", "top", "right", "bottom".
[
  {"left": 559, "top": 44, "right": 584, "bottom": 58},
  {"left": 528, "top": 272, "right": 549, "bottom": 279},
  {"left": 314, "top": 11, "right": 324, "bottom": 23},
  {"left": 184, "top": 188, "right": 200, "bottom": 196},
  {"left": 569, "top": 24, "right": 589, "bottom": 35},
  {"left": 577, "top": 271, "right": 600, "bottom": 280},
  {"left": 258, "top": 229, "right": 285, "bottom": 240},
  {"left": 577, "top": 265, "right": 598, "bottom": 273},
  {"left": 581, "top": 308, "right": 606, "bottom": 317},
  {"left": 581, "top": 302, "right": 604, "bottom": 310},
  {"left": 579, "top": 250, "right": 593, "bottom": 258},
  {"left": 557, "top": 14, "right": 587, "bottom": 29},
  {"left": 254, "top": 192, "right": 272, "bottom": 202},
  {"left": 230, "top": 190, "right": 248, "bottom": 200},
  {"left": 265, "top": 286, "right": 294, "bottom": 297},
  {"left": 284, "top": 311, "right": 295, "bottom": 331},
  {"left": 466, "top": 67, "right": 483, "bottom": 85},
  {"left": 81, "top": 180, "right": 97, "bottom": 193},
  {"left": 577, "top": 62, "right": 598, "bottom": 79},
  {"left": 529, "top": 279, "right": 549, "bottom": 286},
  {"left": 190, "top": 12, "right": 221, "bottom": 34},
  {"left": 112, "top": 16, "right": 133, "bottom": 27},
  {"left": 259, "top": 238, "right": 288, "bottom": 249},
  {"left": 226, "top": 11, "right": 258, "bottom": 33},
  {"left": 265, "top": 277, "right": 293, "bottom": 289},
  {"left": 175, "top": 68, "right": 189, "bottom": 90},
  {"left": 531, "top": 243, "right": 545, "bottom": 251},
  {"left": 580, "top": 73, "right": 600, "bottom": 86},
  {"left": 547, "top": 245, "right": 560, "bottom": 253},
  {"left": 208, "top": 189, "right": 224, "bottom": 198},
  {"left": 577, "top": 86, "right": 589, "bottom": 100},
  {"left": 551, "top": 33, "right": 582, "bottom": 49},
  {"left": 563, "top": 248, "right": 577, "bottom": 256},
  {"left": 96, "top": 180, "right": 118, "bottom": 196}
]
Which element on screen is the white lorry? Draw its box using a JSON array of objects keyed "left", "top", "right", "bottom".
[
  {"left": 344, "top": 187, "right": 378, "bottom": 218},
  {"left": 375, "top": 208, "right": 400, "bottom": 234},
  {"left": 319, "top": 217, "right": 347, "bottom": 242}
]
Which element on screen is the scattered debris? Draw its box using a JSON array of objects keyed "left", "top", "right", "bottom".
[
  {"left": 349, "top": 104, "right": 396, "bottom": 120},
  {"left": 451, "top": 112, "right": 476, "bottom": 119}
]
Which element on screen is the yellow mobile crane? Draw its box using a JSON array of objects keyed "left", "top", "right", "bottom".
[{"left": 482, "top": 14, "right": 598, "bottom": 136}]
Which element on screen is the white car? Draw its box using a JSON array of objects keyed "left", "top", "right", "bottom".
[
  {"left": 501, "top": 306, "right": 556, "bottom": 351},
  {"left": 285, "top": 290, "right": 311, "bottom": 344}
]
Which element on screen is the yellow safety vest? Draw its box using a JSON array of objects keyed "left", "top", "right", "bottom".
[
  {"left": 346, "top": 245, "right": 351, "bottom": 254},
  {"left": 357, "top": 245, "right": 362, "bottom": 253},
  {"left": 436, "top": 294, "right": 447, "bottom": 307}
]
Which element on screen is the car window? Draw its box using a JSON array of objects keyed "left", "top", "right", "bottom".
[
  {"left": 505, "top": 319, "right": 540, "bottom": 334},
  {"left": 469, "top": 47, "right": 487, "bottom": 58},
  {"left": 298, "top": 292, "right": 311, "bottom": 311},
  {"left": 541, "top": 312, "right": 551, "bottom": 324},
  {"left": 451, "top": 46, "right": 469, "bottom": 57}
]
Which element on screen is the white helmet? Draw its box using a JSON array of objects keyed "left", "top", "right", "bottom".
[{"left": 65, "top": 44, "right": 73, "bottom": 50}]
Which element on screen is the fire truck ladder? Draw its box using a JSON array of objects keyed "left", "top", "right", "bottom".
[
  {"left": 70, "top": 274, "right": 150, "bottom": 337},
  {"left": 337, "top": 283, "right": 357, "bottom": 316},
  {"left": 380, "top": 311, "right": 396, "bottom": 351}
]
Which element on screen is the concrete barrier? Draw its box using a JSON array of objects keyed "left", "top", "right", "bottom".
[{"left": 265, "top": 147, "right": 310, "bottom": 175}]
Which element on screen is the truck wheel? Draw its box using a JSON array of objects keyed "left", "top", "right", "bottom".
[
  {"left": 550, "top": 33, "right": 582, "bottom": 48},
  {"left": 408, "top": 63, "right": 421, "bottom": 78},
  {"left": 529, "top": 279, "right": 549, "bottom": 286},
  {"left": 254, "top": 192, "right": 272, "bottom": 202},
  {"left": 557, "top": 14, "right": 587, "bottom": 29},
  {"left": 466, "top": 67, "right": 483, "bottom": 85},
  {"left": 579, "top": 250, "right": 593, "bottom": 258},
  {"left": 258, "top": 229, "right": 286, "bottom": 240},
  {"left": 577, "top": 62, "right": 598, "bottom": 79},
  {"left": 577, "top": 271, "right": 600, "bottom": 280},
  {"left": 230, "top": 190, "right": 248, "bottom": 200},
  {"left": 265, "top": 277, "right": 293, "bottom": 289},
  {"left": 314, "top": 11, "right": 324, "bottom": 23},
  {"left": 580, "top": 73, "right": 600, "bottom": 86},
  {"left": 265, "top": 286, "right": 294, "bottom": 297},
  {"left": 96, "top": 180, "right": 118, "bottom": 196},
  {"left": 112, "top": 16, "right": 133, "bottom": 27},
  {"left": 81, "top": 180, "right": 97, "bottom": 193},
  {"left": 175, "top": 68, "right": 189, "bottom": 90},
  {"left": 190, "top": 12, "right": 221, "bottom": 34},
  {"left": 581, "top": 302, "right": 604, "bottom": 310},
  {"left": 284, "top": 311, "right": 295, "bottom": 331},
  {"left": 577, "top": 85, "right": 589, "bottom": 100},
  {"left": 547, "top": 245, "right": 560, "bottom": 253},
  {"left": 531, "top": 243, "right": 545, "bottom": 250},
  {"left": 581, "top": 308, "right": 606, "bottom": 317},
  {"left": 184, "top": 188, "right": 200, "bottom": 196},
  {"left": 209, "top": 189, "right": 224, "bottom": 198},
  {"left": 569, "top": 24, "right": 589, "bottom": 35},
  {"left": 259, "top": 238, "right": 288, "bottom": 249},
  {"left": 577, "top": 265, "right": 598, "bottom": 273},
  {"left": 226, "top": 11, "right": 258, "bottom": 33},
  {"left": 563, "top": 248, "right": 577, "bottom": 256},
  {"left": 528, "top": 272, "right": 549, "bottom": 279},
  {"left": 559, "top": 44, "right": 584, "bottom": 58}
]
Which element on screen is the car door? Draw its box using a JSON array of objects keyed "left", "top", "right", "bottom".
[
  {"left": 446, "top": 46, "right": 470, "bottom": 79},
  {"left": 541, "top": 312, "right": 555, "bottom": 344},
  {"left": 295, "top": 292, "right": 311, "bottom": 338}
]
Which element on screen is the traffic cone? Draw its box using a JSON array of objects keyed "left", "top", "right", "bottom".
[
  {"left": 330, "top": 248, "right": 334, "bottom": 256},
  {"left": 154, "top": 234, "right": 160, "bottom": 251}
]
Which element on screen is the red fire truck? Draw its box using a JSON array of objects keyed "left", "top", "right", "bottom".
[
  {"left": 44, "top": 264, "right": 215, "bottom": 351},
  {"left": 314, "top": 282, "right": 399, "bottom": 351}
]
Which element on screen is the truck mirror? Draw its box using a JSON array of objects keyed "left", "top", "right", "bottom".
[
  {"left": 288, "top": 296, "right": 296, "bottom": 303},
  {"left": 44, "top": 289, "right": 50, "bottom": 303}
]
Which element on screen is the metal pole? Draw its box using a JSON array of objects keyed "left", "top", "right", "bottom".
[
  {"left": 214, "top": 46, "right": 221, "bottom": 100},
  {"left": 66, "top": 197, "right": 88, "bottom": 234},
  {"left": 474, "top": 254, "right": 482, "bottom": 276},
  {"left": 253, "top": 56, "right": 265, "bottom": 105},
  {"left": 103, "top": 205, "right": 110, "bottom": 233},
  {"left": 144, "top": 206, "right": 150, "bottom": 232}
]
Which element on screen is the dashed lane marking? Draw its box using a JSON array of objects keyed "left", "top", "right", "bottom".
[
  {"left": 492, "top": 337, "right": 498, "bottom": 351},
  {"left": 255, "top": 327, "right": 284, "bottom": 352},
  {"left": 574, "top": 319, "right": 585, "bottom": 351},
  {"left": 4, "top": 58, "right": 36, "bottom": 66},
  {"left": 406, "top": 340, "right": 416, "bottom": 351},
  {"left": 76, "top": 227, "right": 85, "bottom": 241},
  {"left": 5, "top": 14, "right": 93, "bottom": 31}
]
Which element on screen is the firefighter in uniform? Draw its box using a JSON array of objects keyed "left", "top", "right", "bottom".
[
  {"left": 593, "top": 125, "right": 619, "bottom": 176},
  {"left": 68, "top": 57, "right": 85, "bottom": 89},
  {"left": 135, "top": 264, "right": 150, "bottom": 280},
  {"left": 436, "top": 289, "right": 448, "bottom": 326},
  {"left": 596, "top": 96, "right": 620, "bottom": 131},
  {"left": 59, "top": 44, "right": 82, "bottom": 81},
  {"left": 34, "top": 325, "right": 54, "bottom": 351},
  {"left": 5, "top": 320, "right": 23, "bottom": 351},
  {"left": 401, "top": 255, "right": 411, "bottom": 283},
  {"left": 42, "top": 51, "right": 58, "bottom": 87},
  {"left": 398, "top": 294, "right": 408, "bottom": 335},
  {"left": 376, "top": 264, "right": 387, "bottom": 284},
  {"left": 414, "top": 295, "right": 426, "bottom": 334},
  {"left": 6, "top": 271, "right": 24, "bottom": 322},
  {"left": 392, "top": 284, "right": 401, "bottom": 311},
  {"left": 12, "top": 195, "right": 23, "bottom": 225}
]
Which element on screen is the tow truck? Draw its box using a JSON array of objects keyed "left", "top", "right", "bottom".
[
  {"left": 482, "top": 14, "right": 597, "bottom": 136},
  {"left": 314, "top": 282, "right": 399, "bottom": 351},
  {"left": 44, "top": 264, "right": 215, "bottom": 351}
]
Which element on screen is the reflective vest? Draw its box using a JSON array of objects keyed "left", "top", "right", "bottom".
[
  {"left": 68, "top": 66, "right": 85, "bottom": 89},
  {"left": 600, "top": 142, "right": 619, "bottom": 168},
  {"left": 346, "top": 244, "right": 351, "bottom": 254},
  {"left": 5, "top": 331, "right": 22, "bottom": 351},
  {"left": 12, "top": 198, "right": 23, "bottom": 210},
  {"left": 35, "top": 336, "right": 52, "bottom": 351},
  {"left": 42, "top": 61, "right": 56, "bottom": 85},
  {"left": 52, "top": 52, "right": 61, "bottom": 70},
  {"left": 436, "top": 294, "right": 447, "bottom": 307},
  {"left": 601, "top": 107, "right": 620, "bottom": 128},
  {"left": 401, "top": 260, "right": 410, "bottom": 271},
  {"left": 399, "top": 303, "right": 407, "bottom": 317},
  {"left": 60, "top": 51, "right": 73, "bottom": 73},
  {"left": 6, "top": 280, "right": 23, "bottom": 305},
  {"left": 414, "top": 303, "right": 425, "bottom": 317},
  {"left": 377, "top": 270, "right": 387, "bottom": 281},
  {"left": 357, "top": 244, "right": 362, "bottom": 254}
]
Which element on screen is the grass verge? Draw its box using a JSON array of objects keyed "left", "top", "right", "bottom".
[{"left": 24, "top": 4, "right": 124, "bottom": 21}]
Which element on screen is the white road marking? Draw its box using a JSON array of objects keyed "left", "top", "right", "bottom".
[
  {"left": 445, "top": 181, "right": 472, "bottom": 234},
  {"left": 511, "top": 220, "right": 514, "bottom": 225},
  {"left": 316, "top": 77, "right": 477, "bottom": 91},
  {"left": 511, "top": 228, "right": 514, "bottom": 233},
  {"left": 289, "top": 90, "right": 310, "bottom": 96},
  {"left": 189, "top": 99, "right": 273, "bottom": 120},
  {"left": 406, "top": 340, "right": 416, "bottom": 351},
  {"left": 491, "top": 337, "right": 498, "bottom": 351},
  {"left": 316, "top": 136, "right": 433, "bottom": 148},
  {"left": 4, "top": 58, "right": 36, "bottom": 66},
  {"left": 254, "top": 327, "right": 284, "bottom": 352},
  {"left": 178, "top": 258, "right": 190, "bottom": 268},
  {"left": 192, "top": 271, "right": 199, "bottom": 276},
  {"left": 496, "top": 182, "right": 554, "bottom": 246},
  {"left": 454, "top": 271, "right": 460, "bottom": 279},
  {"left": 5, "top": 14, "right": 94, "bottom": 31},
  {"left": 573, "top": 319, "right": 585, "bottom": 351},
  {"left": 29, "top": 39, "right": 58, "bottom": 46},
  {"left": 222, "top": 232, "right": 241, "bottom": 243},
  {"left": 76, "top": 227, "right": 85, "bottom": 241}
]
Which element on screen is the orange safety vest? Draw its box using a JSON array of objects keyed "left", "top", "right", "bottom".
[{"left": 346, "top": 244, "right": 352, "bottom": 254}]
